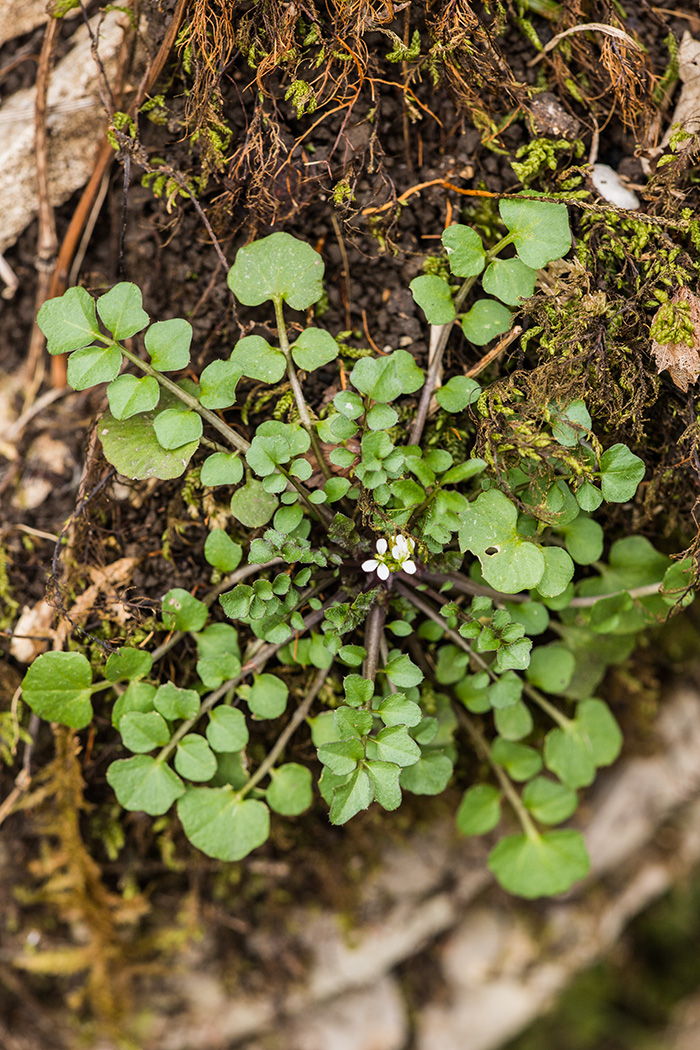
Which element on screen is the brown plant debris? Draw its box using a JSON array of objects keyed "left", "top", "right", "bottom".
[{"left": 651, "top": 287, "right": 700, "bottom": 392}]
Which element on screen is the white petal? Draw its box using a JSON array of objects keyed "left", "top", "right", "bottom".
[
  {"left": 376, "top": 538, "right": 388, "bottom": 554},
  {"left": 403, "top": 560, "right": 417, "bottom": 574},
  {"left": 377, "top": 563, "right": 390, "bottom": 580},
  {"left": 362, "top": 559, "right": 378, "bottom": 572},
  {"left": 391, "top": 544, "right": 402, "bottom": 559}
]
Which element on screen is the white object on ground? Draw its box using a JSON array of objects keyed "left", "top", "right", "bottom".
[{"left": 590, "top": 163, "right": 640, "bottom": 209}]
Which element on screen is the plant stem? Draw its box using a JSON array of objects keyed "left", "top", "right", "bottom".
[
  {"left": 273, "top": 297, "right": 332, "bottom": 480},
  {"left": 397, "top": 579, "right": 570, "bottom": 729},
  {"left": 409, "top": 273, "right": 478, "bottom": 446},
  {"left": 119, "top": 344, "right": 249, "bottom": 454},
  {"left": 362, "top": 597, "right": 387, "bottom": 682},
  {"left": 456, "top": 705, "right": 540, "bottom": 839},
  {"left": 149, "top": 558, "right": 286, "bottom": 664},
  {"left": 157, "top": 603, "right": 329, "bottom": 763},
  {"left": 239, "top": 665, "right": 330, "bottom": 797}
]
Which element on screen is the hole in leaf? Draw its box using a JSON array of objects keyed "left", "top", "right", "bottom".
[{"left": 485, "top": 546, "right": 500, "bottom": 555}]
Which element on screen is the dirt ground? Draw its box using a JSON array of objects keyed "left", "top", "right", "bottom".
[{"left": 3, "top": 1, "right": 700, "bottom": 1046}]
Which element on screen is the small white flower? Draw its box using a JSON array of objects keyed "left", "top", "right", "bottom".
[{"left": 362, "top": 534, "right": 417, "bottom": 579}]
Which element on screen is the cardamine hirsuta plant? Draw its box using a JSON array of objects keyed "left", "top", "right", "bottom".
[{"left": 22, "top": 196, "right": 693, "bottom": 898}]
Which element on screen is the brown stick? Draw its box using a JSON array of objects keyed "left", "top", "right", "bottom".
[
  {"left": 24, "top": 16, "right": 59, "bottom": 400},
  {"left": 43, "top": 0, "right": 191, "bottom": 388}
]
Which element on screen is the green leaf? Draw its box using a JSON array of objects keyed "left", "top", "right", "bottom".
[
  {"left": 491, "top": 738, "right": 542, "bottom": 781},
  {"left": 119, "top": 710, "right": 170, "bottom": 753},
  {"left": 22, "top": 651, "right": 93, "bottom": 729},
  {"left": 494, "top": 700, "right": 533, "bottom": 741},
  {"left": 378, "top": 695, "right": 422, "bottom": 728},
  {"left": 246, "top": 673, "right": 288, "bottom": 719},
  {"left": 577, "top": 698, "right": 623, "bottom": 765},
  {"left": 456, "top": 784, "right": 501, "bottom": 835},
  {"left": 441, "top": 458, "right": 487, "bottom": 485},
  {"left": 199, "top": 360, "right": 242, "bottom": 410},
  {"left": 551, "top": 400, "right": 591, "bottom": 447},
  {"left": 409, "top": 275, "right": 456, "bottom": 325},
  {"left": 153, "top": 408, "right": 203, "bottom": 450},
  {"left": 154, "top": 682, "right": 200, "bottom": 720},
  {"left": 485, "top": 671, "right": 520, "bottom": 711},
  {"left": 375, "top": 725, "right": 421, "bottom": 766},
  {"left": 599, "top": 444, "right": 645, "bottom": 503},
  {"left": 560, "top": 516, "right": 604, "bottom": 565},
  {"left": 544, "top": 700, "right": 621, "bottom": 789},
  {"left": 499, "top": 197, "right": 572, "bottom": 268},
  {"left": 589, "top": 592, "right": 633, "bottom": 633},
  {"left": 105, "top": 647, "right": 152, "bottom": 682},
  {"left": 200, "top": 453, "right": 244, "bottom": 487},
  {"left": 227, "top": 232, "right": 324, "bottom": 310},
  {"left": 266, "top": 763, "right": 313, "bottom": 815},
  {"left": 366, "top": 760, "right": 402, "bottom": 811},
  {"left": 230, "top": 479, "right": 278, "bottom": 528},
  {"left": 505, "top": 600, "right": 549, "bottom": 636},
  {"left": 350, "top": 350, "right": 424, "bottom": 403},
  {"left": 458, "top": 489, "right": 545, "bottom": 593},
  {"left": 329, "top": 768, "right": 372, "bottom": 824},
  {"left": 384, "top": 653, "right": 423, "bottom": 688},
  {"left": 204, "top": 529, "right": 243, "bottom": 572},
  {"left": 343, "top": 674, "right": 374, "bottom": 708},
  {"left": 482, "top": 258, "right": 537, "bottom": 305},
  {"left": 144, "top": 318, "right": 192, "bottom": 371},
  {"left": 112, "top": 682, "right": 156, "bottom": 729},
  {"left": 99, "top": 391, "right": 200, "bottom": 480},
  {"left": 175, "top": 734, "right": 217, "bottom": 782},
  {"left": 522, "top": 777, "right": 578, "bottom": 825},
  {"left": 66, "top": 345, "right": 122, "bottom": 390},
  {"left": 526, "top": 643, "right": 575, "bottom": 694},
  {"left": 335, "top": 706, "right": 373, "bottom": 738},
  {"left": 107, "top": 755, "right": 184, "bottom": 815},
  {"left": 399, "top": 751, "right": 453, "bottom": 794},
  {"left": 488, "top": 829, "right": 589, "bottom": 898},
  {"left": 575, "top": 481, "right": 603, "bottom": 512},
  {"left": 229, "top": 335, "right": 286, "bottom": 383},
  {"left": 435, "top": 376, "right": 481, "bottom": 413},
  {"left": 162, "top": 588, "right": 208, "bottom": 631},
  {"left": 206, "top": 706, "right": 249, "bottom": 752},
  {"left": 37, "top": 286, "right": 101, "bottom": 354},
  {"left": 106, "top": 374, "right": 160, "bottom": 419},
  {"left": 97, "top": 283, "right": 149, "bottom": 339},
  {"left": 461, "top": 299, "right": 512, "bottom": 346},
  {"left": 537, "top": 546, "right": 575, "bottom": 598},
  {"left": 442, "top": 224, "right": 486, "bottom": 277},
  {"left": 291, "top": 328, "right": 339, "bottom": 371},
  {"left": 177, "top": 789, "right": 270, "bottom": 860},
  {"left": 366, "top": 404, "right": 399, "bottom": 430},
  {"left": 318, "top": 738, "right": 365, "bottom": 776}
]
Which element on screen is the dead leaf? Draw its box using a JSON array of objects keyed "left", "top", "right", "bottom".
[{"left": 650, "top": 287, "right": 700, "bottom": 392}]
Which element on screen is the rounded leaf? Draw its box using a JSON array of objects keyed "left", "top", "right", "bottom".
[
  {"left": 200, "top": 453, "right": 244, "bottom": 487},
  {"left": 107, "top": 755, "right": 184, "bottom": 815},
  {"left": 107, "top": 374, "right": 160, "bottom": 419},
  {"left": 229, "top": 335, "right": 286, "bottom": 383},
  {"left": 144, "top": 318, "right": 192, "bottom": 371},
  {"left": 456, "top": 784, "right": 501, "bottom": 835},
  {"left": 266, "top": 763, "right": 313, "bottom": 815},
  {"left": 410, "top": 275, "right": 456, "bottom": 325},
  {"left": 22, "top": 651, "right": 93, "bottom": 729},
  {"left": 177, "top": 788, "right": 270, "bottom": 860},
  {"left": 488, "top": 829, "right": 589, "bottom": 898},
  {"left": 227, "top": 232, "right": 324, "bottom": 310},
  {"left": 442, "top": 224, "right": 486, "bottom": 277},
  {"left": 67, "top": 345, "right": 122, "bottom": 390},
  {"left": 206, "top": 706, "right": 249, "bottom": 752},
  {"left": 175, "top": 734, "right": 218, "bottom": 782},
  {"left": 461, "top": 299, "right": 512, "bottom": 346},
  {"left": 97, "top": 283, "right": 149, "bottom": 339},
  {"left": 291, "top": 328, "right": 339, "bottom": 371},
  {"left": 482, "top": 257, "right": 537, "bottom": 305},
  {"left": 499, "top": 197, "right": 572, "bottom": 269},
  {"left": 37, "top": 286, "right": 100, "bottom": 354},
  {"left": 230, "top": 479, "right": 278, "bottom": 528}
]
